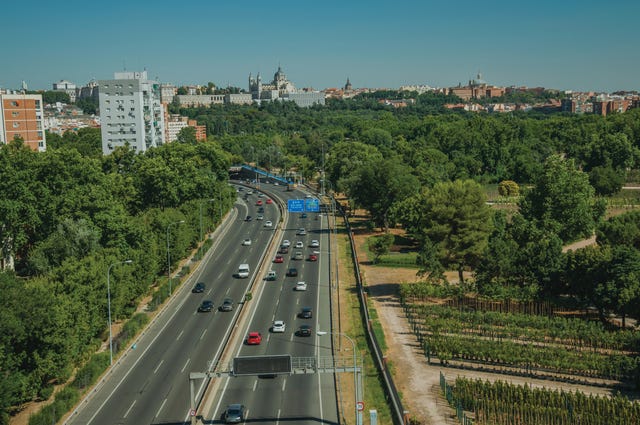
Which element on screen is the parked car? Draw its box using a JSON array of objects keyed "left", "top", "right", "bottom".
[
  {"left": 272, "top": 320, "right": 285, "bottom": 333},
  {"left": 246, "top": 332, "right": 262, "bottom": 345},
  {"left": 192, "top": 282, "right": 205, "bottom": 293},
  {"left": 219, "top": 298, "right": 234, "bottom": 312},
  {"left": 198, "top": 300, "right": 214, "bottom": 312}
]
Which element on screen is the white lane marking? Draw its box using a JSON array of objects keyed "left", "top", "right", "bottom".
[
  {"left": 200, "top": 329, "right": 207, "bottom": 340},
  {"left": 266, "top": 334, "right": 271, "bottom": 343},
  {"left": 153, "top": 360, "right": 164, "bottom": 374},
  {"left": 244, "top": 409, "right": 250, "bottom": 424},
  {"left": 181, "top": 358, "right": 190, "bottom": 373},
  {"left": 123, "top": 400, "right": 136, "bottom": 418},
  {"left": 207, "top": 289, "right": 213, "bottom": 295},
  {"left": 289, "top": 333, "right": 293, "bottom": 342},
  {"left": 225, "top": 288, "right": 230, "bottom": 295},
  {"left": 281, "top": 378, "right": 286, "bottom": 392},
  {"left": 252, "top": 380, "right": 257, "bottom": 392},
  {"left": 155, "top": 398, "right": 167, "bottom": 418},
  {"left": 177, "top": 330, "right": 184, "bottom": 340},
  {"left": 276, "top": 409, "right": 281, "bottom": 425}
]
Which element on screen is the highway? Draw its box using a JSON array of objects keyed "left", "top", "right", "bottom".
[
  {"left": 65, "top": 182, "right": 337, "bottom": 425},
  {"left": 207, "top": 185, "right": 338, "bottom": 424}
]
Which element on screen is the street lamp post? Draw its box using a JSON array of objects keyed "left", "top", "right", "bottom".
[
  {"left": 318, "top": 331, "right": 360, "bottom": 425},
  {"left": 107, "top": 259, "right": 133, "bottom": 365},
  {"left": 166, "top": 220, "right": 185, "bottom": 296}
]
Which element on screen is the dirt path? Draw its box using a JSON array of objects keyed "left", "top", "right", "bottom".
[{"left": 351, "top": 229, "right": 625, "bottom": 425}]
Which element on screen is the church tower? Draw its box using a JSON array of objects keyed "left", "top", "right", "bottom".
[{"left": 344, "top": 77, "right": 352, "bottom": 92}]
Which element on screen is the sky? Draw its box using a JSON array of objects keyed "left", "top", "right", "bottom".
[{"left": 1, "top": 0, "right": 639, "bottom": 93}]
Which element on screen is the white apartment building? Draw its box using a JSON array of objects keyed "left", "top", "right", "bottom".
[
  {"left": 166, "top": 114, "right": 189, "bottom": 142},
  {"left": 98, "top": 71, "right": 165, "bottom": 155}
]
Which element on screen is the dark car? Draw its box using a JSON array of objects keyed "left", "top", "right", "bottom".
[
  {"left": 192, "top": 282, "right": 205, "bottom": 293},
  {"left": 224, "top": 404, "right": 246, "bottom": 423},
  {"left": 286, "top": 267, "right": 298, "bottom": 277},
  {"left": 301, "top": 213, "right": 307, "bottom": 219},
  {"left": 258, "top": 206, "right": 264, "bottom": 213},
  {"left": 279, "top": 246, "right": 289, "bottom": 254},
  {"left": 298, "top": 307, "right": 313, "bottom": 319},
  {"left": 245, "top": 215, "right": 252, "bottom": 222},
  {"left": 219, "top": 298, "right": 234, "bottom": 312},
  {"left": 297, "top": 324, "right": 312, "bottom": 337},
  {"left": 198, "top": 300, "right": 214, "bottom": 312}
]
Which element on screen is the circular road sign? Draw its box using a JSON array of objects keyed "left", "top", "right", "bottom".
[
  {"left": 356, "top": 401, "right": 365, "bottom": 411},
  {"left": 190, "top": 409, "right": 196, "bottom": 416}
]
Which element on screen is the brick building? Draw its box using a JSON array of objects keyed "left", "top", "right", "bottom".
[{"left": 0, "top": 93, "right": 46, "bottom": 151}]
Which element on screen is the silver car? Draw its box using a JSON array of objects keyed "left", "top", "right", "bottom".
[{"left": 224, "top": 404, "right": 246, "bottom": 423}]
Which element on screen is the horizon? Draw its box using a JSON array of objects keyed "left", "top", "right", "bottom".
[{"left": 1, "top": 0, "right": 639, "bottom": 93}]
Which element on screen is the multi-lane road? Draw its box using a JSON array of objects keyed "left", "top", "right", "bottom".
[{"left": 65, "top": 183, "right": 338, "bottom": 425}]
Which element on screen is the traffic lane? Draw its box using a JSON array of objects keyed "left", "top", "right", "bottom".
[{"left": 85, "top": 203, "right": 278, "bottom": 425}]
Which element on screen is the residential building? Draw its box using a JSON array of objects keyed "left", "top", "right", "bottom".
[
  {"left": 98, "top": 71, "right": 165, "bottom": 155},
  {"left": 77, "top": 80, "right": 99, "bottom": 102},
  {"left": 165, "top": 114, "right": 206, "bottom": 142},
  {"left": 0, "top": 93, "right": 46, "bottom": 151},
  {"left": 160, "top": 83, "right": 176, "bottom": 104}
]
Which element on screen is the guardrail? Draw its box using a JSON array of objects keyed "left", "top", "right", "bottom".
[{"left": 341, "top": 203, "right": 407, "bottom": 425}]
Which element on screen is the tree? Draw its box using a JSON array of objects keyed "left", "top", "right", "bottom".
[
  {"left": 497, "top": 180, "right": 520, "bottom": 197},
  {"left": 589, "top": 165, "right": 624, "bottom": 196},
  {"left": 397, "top": 179, "right": 493, "bottom": 283},
  {"left": 345, "top": 155, "right": 418, "bottom": 230},
  {"left": 597, "top": 210, "right": 640, "bottom": 249},
  {"left": 520, "top": 154, "right": 604, "bottom": 243},
  {"left": 325, "top": 141, "right": 383, "bottom": 192},
  {"left": 176, "top": 126, "right": 197, "bottom": 144},
  {"left": 368, "top": 233, "right": 394, "bottom": 264}
]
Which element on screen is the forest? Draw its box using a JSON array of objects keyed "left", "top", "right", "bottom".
[{"left": 2, "top": 92, "right": 640, "bottom": 423}]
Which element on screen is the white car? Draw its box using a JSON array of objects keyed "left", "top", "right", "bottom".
[
  {"left": 242, "top": 238, "right": 252, "bottom": 246},
  {"left": 294, "top": 281, "right": 307, "bottom": 291},
  {"left": 296, "top": 228, "right": 307, "bottom": 235},
  {"left": 282, "top": 240, "right": 291, "bottom": 247},
  {"left": 295, "top": 241, "right": 304, "bottom": 249},
  {"left": 264, "top": 221, "right": 273, "bottom": 228},
  {"left": 272, "top": 320, "right": 285, "bottom": 333},
  {"left": 257, "top": 215, "right": 264, "bottom": 220},
  {"left": 305, "top": 194, "right": 312, "bottom": 199},
  {"left": 310, "top": 240, "right": 320, "bottom": 248}
]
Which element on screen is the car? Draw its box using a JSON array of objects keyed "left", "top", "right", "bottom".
[
  {"left": 272, "top": 320, "right": 285, "bottom": 333},
  {"left": 299, "top": 307, "right": 313, "bottom": 319},
  {"left": 305, "top": 194, "right": 312, "bottom": 199},
  {"left": 266, "top": 270, "right": 277, "bottom": 281},
  {"left": 192, "top": 282, "right": 205, "bottom": 293},
  {"left": 247, "top": 190, "right": 254, "bottom": 194},
  {"left": 294, "top": 281, "right": 307, "bottom": 291},
  {"left": 245, "top": 215, "right": 252, "bottom": 222},
  {"left": 238, "top": 187, "right": 244, "bottom": 191},
  {"left": 264, "top": 221, "right": 273, "bottom": 228},
  {"left": 258, "top": 206, "right": 264, "bottom": 213},
  {"left": 256, "top": 200, "right": 263, "bottom": 206},
  {"left": 246, "top": 332, "right": 262, "bottom": 345},
  {"left": 242, "top": 238, "right": 252, "bottom": 246},
  {"left": 310, "top": 240, "right": 320, "bottom": 248},
  {"left": 296, "top": 228, "right": 307, "bottom": 235},
  {"left": 282, "top": 240, "right": 291, "bottom": 247},
  {"left": 297, "top": 324, "right": 312, "bottom": 337},
  {"left": 198, "top": 300, "right": 214, "bottom": 312},
  {"left": 301, "top": 213, "right": 307, "bottom": 219},
  {"left": 274, "top": 255, "right": 284, "bottom": 263},
  {"left": 278, "top": 246, "right": 289, "bottom": 254},
  {"left": 224, "top": 404, "right": 246, "bottom": 423},
  {"left": 293, "top": 251, "right": 303, "bottom": 260},
  {"left": 257, "top": 193, "right": 264, "bottom": 198},
  {"left": 219, "top": 298, "right": 234, "bottom": 312},
  {"left": 308, "top": 253, "right": 318, "bottom": 262},
  {"left": 266, "top": 198, "right": 273, "bottom": 204},
  {"left": 256, "top": 215, "right": 264, "bottom": 220},
  {"left": 286, "top": 267, "right": 298, "bottom": 277},
  {"left": 294, "top": 241, "right": 304, "bottom": 249},
  {"left": 274, "top": 182, "right": 279, "bottom": 186}
]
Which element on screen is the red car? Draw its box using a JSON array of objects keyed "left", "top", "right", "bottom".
[
  {"left": 274, "top": 255, "right": 284, "bottom": 263},
  {"left": 266, "top": 198, "right": 273, "bottom": 204},
  {"left": 256, "top": 200, "right": 263, "bottom": 206},
  {"left": 246, "top": 332, "right": 262, "bottom": 345},
  {"left": 308, "top": 253, "right": 318, "bottom": 262}
]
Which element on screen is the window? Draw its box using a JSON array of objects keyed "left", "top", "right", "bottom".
[
  {"left": 12, "top": 111, "right": 19, "bottom": 117},
  {"left": 12, "top": 122, "right": 19, "bottom": 128},
  {"left": 10, "top": 101, "right": 18, "bottom": 107}
]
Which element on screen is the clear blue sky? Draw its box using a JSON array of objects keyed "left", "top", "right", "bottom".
[{"left": 2, "top": 0, "right": 638, "bottom": 93}]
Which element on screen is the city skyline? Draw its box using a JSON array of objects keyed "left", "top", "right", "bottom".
[{"left": 2, "top": 0, "right": 639, "bottom": 93}]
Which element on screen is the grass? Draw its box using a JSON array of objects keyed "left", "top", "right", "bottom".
[{"left": 337, "top": 218, "right": 393, "bottom": 425}]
